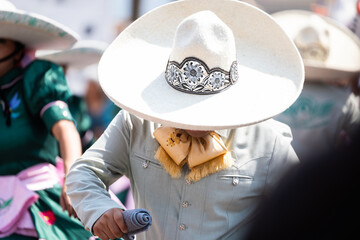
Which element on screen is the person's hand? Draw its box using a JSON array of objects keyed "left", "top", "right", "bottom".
[
  {"left": 93, "top": 208, "right": 128, "bottom": 240},
  {"left": 60, "top": 184, "right": 78, "bottom": 218}
]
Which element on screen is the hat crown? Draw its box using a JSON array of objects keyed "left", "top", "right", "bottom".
[
  {"left": 170, "top": 11, "right": 236, "bottom": 70},
  {"left": 293, "top": 15, "right": 330, "bottom": 62},
  {"left": 166, "top": 11, "right": 239, "bottom": 95}
]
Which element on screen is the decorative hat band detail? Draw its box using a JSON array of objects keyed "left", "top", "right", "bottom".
[
  {"left": 293, "top": 24, "right": 330, "bottom": 62},
  {"left": 165, "top": 57, "right": 238, "bottom": 95}
]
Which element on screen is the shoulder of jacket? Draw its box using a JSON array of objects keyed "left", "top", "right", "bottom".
[{"left": 256, "top": 118, "right": 293, "bottom": 139}]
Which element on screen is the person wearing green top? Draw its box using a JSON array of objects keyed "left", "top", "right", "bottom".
[
  {"left": 36, "top": 40, "right": 134, "bottom": 209},
  {"left": 36, "top": 40, "right": 110, "bottom": 152},
  {"left": 0, "top": 1, "right": 94, "bottom": 239}
]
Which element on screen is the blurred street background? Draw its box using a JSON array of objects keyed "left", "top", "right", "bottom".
[{"left": 9, "top": 0, "right": 324, "bottom": 44}]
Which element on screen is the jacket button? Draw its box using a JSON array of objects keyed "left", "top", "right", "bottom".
[
  {"left": 182, "top": 201, "right": 189, "bottom": 208},
  {"left": 179, "top": 224, "right": 187, "bottom": 230},
  {"left": 232, "top": 177, "right": 239, "bottom": 186}
]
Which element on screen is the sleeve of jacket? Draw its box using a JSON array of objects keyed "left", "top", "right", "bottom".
[
  {"left": 65, "top": 110, "right": 132, "bottom": 232},
  {"left": 23, "top": 60, "right": 74, "bottom": 131},
  {"left": 265, "top": 120, "right": 299, "bottom": 189},
  {"left": 342, "top": 93, "right": 360, "bottom": 136}
]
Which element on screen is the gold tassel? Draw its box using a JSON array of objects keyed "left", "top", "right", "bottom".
[
  {"left": 186, "top": 151, "right": 232, "bottom": 182},
  {"left": 155, "top": 146, "right": 182, "bottom": 178}
]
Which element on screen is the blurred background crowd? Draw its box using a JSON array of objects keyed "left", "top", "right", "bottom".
[{"left": 8, "top": 0, "right": 359, "bottom": 141}]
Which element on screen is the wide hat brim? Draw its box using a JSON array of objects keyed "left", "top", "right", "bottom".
[
  {"left": 272, "top": 10, "right": 360, "bottom": 81},
  {"left": 36, "top": 41, "right": 108, "bottom": 69},
  {"left": 0, "top": 7, "right": 78, "bottom": 50},
  {"left": 99, "top": 0, "right": 304, "bottom": 130}
]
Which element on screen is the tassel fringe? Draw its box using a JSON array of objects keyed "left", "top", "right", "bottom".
[
  {"left": 155, "top": 146, "right": 182, "bottom": 178},
  {"left": 186, "top": 151, "right": 232, "bottom": 182},
  {"left": 155, "top": 146, "right": 233, "bottom": 182}
]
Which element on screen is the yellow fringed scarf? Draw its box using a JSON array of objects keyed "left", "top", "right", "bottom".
[{"left": 153, "top": 127, "right": 232, "bottom": 182}]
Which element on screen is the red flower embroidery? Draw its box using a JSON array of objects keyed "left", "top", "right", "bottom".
[{"left": 38, "top": 210, "right": 56, "bottom": 225}]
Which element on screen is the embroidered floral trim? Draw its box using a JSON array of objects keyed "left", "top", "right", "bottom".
[
  {"left": 297, "top": 42, "right": 329, "bottom": 62},
  {"left": 166, "top": 129, "right": 188, "bottom": 147},
  {"left": 0, "top": 75, "right": 23, "bottom": 90},
  {"left": 38, "top": 210, "right": 56, "bottom": 225},
  {"left": 165, "top": 57, "right": 238, "bottom": 94},
  {"left": 0, "top": 197, "right": 13, "bottom": 216},
  {"left": 39, "top": 100, "right": 68, "bottom": 118}
]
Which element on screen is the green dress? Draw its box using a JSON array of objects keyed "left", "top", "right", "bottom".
[{"left": 0, "top": 60, "right": 94, "bottom": 240}]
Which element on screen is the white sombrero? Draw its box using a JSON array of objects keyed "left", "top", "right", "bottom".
[
  {"left": 239, "top": 0, "right": 260, "bottom": 7},
  {"left": 99, "top": 0, "right": 304, "bottom": 130},
  {"left": 272, "top": 10, "right": 360, "bottom": 81},
  {"left": 36, "top": 40, "right": 108, "bottom": 69},
  {"left": 0, "top": 0, "right": 78, "bottom": 50}
]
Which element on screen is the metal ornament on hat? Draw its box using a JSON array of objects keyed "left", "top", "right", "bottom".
[
  {"left": 164, "top": 10, "right": 239, "bottom": 95},
  {"left": 165, "top": 57, "right": 238, "bottom": 94}
]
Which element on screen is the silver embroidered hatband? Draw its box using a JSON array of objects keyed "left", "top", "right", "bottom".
[{"left": 165, "top": 57, "right": 238, "bottom": 94}]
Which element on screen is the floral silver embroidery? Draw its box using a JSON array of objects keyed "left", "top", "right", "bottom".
[
  {"left": 165, "top": 57, "right": 238, "bottom": 94},
  {"left": 166, "top": 64, "right": 181, "bottom": 84},
  {"left": 230, "top": 61, "right": 239, "bottom": 84},
  {"left": 209, "top": 72, "right": 226, "bottom": 89},
  {"left": 183, "top": 61, "right": 205, "bottom": 85}
]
